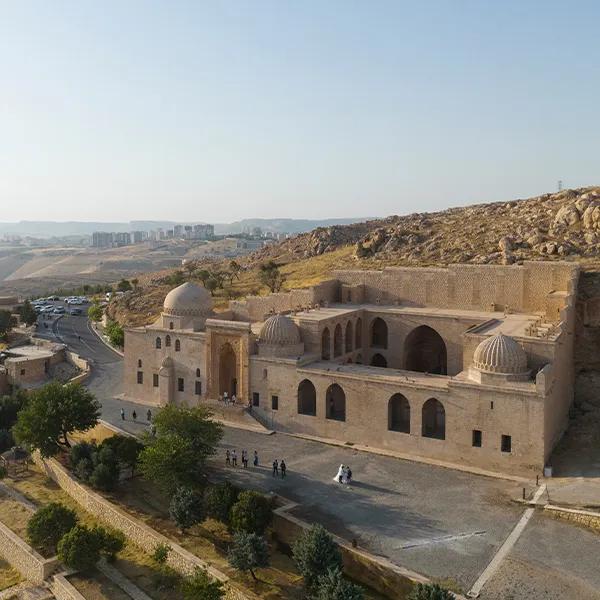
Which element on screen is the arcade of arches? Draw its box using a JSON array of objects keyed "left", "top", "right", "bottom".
[{"left": 404, "top": 325, "right": 447, "bottom": 375}]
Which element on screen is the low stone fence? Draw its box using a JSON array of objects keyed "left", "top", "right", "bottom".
[
  {"left": 34, "top": 455, "right": 252, "bottom": 600},
  {"left": 66, "top": 351, "right": 91, "bottom": 385},
  {"left": 50, "top": 573, "right": 86, "bottom": 600},
  {"left": 0, "top": 520, "right": 59, "bottom": 584},
  {"left": 545, "top": 504, "right": 600, "bottom": 531}
]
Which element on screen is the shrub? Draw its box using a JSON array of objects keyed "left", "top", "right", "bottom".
[
  {"left": 89, "top": 460, "right": 120, "bottom": 491},
  {"left": 180, "top": 568, "right": 224, "bottom": 600},
  {"left": 69, "top": 441, "right": 96, "bottom": 468},
  {"left": 314, "top": 568, "right": 365, "bottom": 600},
  {"left": 204, "top": 481, "right": 240, "bottom": 524},
  {"left": 100, "top": 435, "right": 143, "bottom": 477},
  {"left": 292, "top": 524, "right": 342, "bottom": 593},
  {"left": 227, "top": 532, "right": 269, "bottom": 581},
  {"left": 229, "top": 491, "right": 272, "bottom": 535},
  {"left": 94, "top": 526, "right": 125, "bottom": 562},
  {"left": 169, "top": 487, "right": 205, "bottom": 533},
  {"left": 87, "top": 303, "right": 103, "bottom": 322},
  {"left": 57, "top": 525, "right": 102, "bottom": 572},
  {"left": 27, "top": 502, "right": 78, "bottom": 555},
  {"left": 407, "top": 583, "right": 454, "bottom": 600},
  {"left": 152, "top": 542, "right": 171, "bottom": 565},
  {"left": 75, "top": 457, "right": 94, "bottom": 481},
  {"left": 105, "top": 321, "right": 124, "bottom": 348},
  {"left": 152, "top": 564, "right": 180, "bottom": 592}
]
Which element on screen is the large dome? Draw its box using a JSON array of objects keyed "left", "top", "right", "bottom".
[
  {"left": 259, "top": 314, "right": 301, "bottom": 346},
  {"left": 473, "top": 333, "right": 527, "bottom": 374},
  {"left": 163, "top": 282, "right": 212, "bottom": 317}
]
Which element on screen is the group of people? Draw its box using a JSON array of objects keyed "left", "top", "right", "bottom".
[
  {"left": 333, "top": 464, "right": 353, "bottom": 484},
  {"left": 225, "top": 449, "right": 287, "bottom": 479},
  {"left": 120, "top": 407, "right": 152, "bottom": 423},
  {"left": 218, "top": 392, "right": 237, "bottom": 406}
]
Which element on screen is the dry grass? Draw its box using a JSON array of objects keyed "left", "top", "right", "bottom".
[
  {"left": 0, "top": 558, "right": 22, "bottom": 591},
  {"left": 69, "top": 572, "right": 131, "bottom": 600},
  {"left": 70, "top": 423, "right": 119, "bottom": 445},
  {"left": 0, "top": 498, "right": 33, "bottom": 540}
]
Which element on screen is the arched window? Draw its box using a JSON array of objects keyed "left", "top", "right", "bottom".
[
  {"left": 155, "top": 337, "right": 162, "bottom": 349},
  {"left": 334, "top": 324, "right": 343, "bottom": 357},
  {"left": 388, "top": 394, "right": 410, "bottom": 433},
  {"left": 297, "top": 379, "right": 317, "bottom": 416},
  {"left": 345, "top": 322, "right": 353, "bottom": 353},
  {"left": 263, "top": 368, "right": 268, "bottom": 379},
  {"left": 371, "top": 318, "right": 388, "bottom": 349},
  {"left": 196, "top": 368, "right": 201, "bottom": 378},
  {"left": 422, "top": 398, "right": 446, "bottom": 440},
  {"left": 326, "top": 384, "right": 346, "bottom": 421},
  {"left": 165, "top": 335, "right": 171, "bottom": 347},
  {"left": 175, "top": 339, "right": 181, "bottom": 352},
  {"left": 355, "top": 318, "right": 362, "bottom": 348},
  {"left": 370, "top": 353, "right": 387, "bottom": 368},
  {"left": 321, "top": 328, "right": 331, "bottom": 360},
  {"left": 404, "top": 326, "right": 447, "bottom": 375},
  {"left": 169, "top": 322, "right": 174, "bottom": 330},
  {"left": 138, "top": 359, "right": 142, "bottom": 368}
]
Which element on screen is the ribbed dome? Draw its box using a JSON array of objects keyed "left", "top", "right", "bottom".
[
  {"left": 473, "top": 333, "right": 527, "bottom": 374},
  {"left": 259, "top": 314, "right": 301, "bottom": 346},
  {"left": 163, "top": 282, "right": 212, "bottom": 316}
]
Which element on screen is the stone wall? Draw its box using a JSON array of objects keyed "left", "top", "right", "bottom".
[
  {"left": 50, "top": 574, "right": 86, "bottom": 600},
  {"left": 545, "top": 505, "right": 600, "bottom": 531}
]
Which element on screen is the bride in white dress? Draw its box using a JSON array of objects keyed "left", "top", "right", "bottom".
[{"left": 333, "top": 464, "right": 345, "bottom": 483}]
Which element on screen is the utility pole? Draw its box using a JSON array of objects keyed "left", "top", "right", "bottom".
[{"left": 557, "top": 180, "right": 563, "bottom": 192}]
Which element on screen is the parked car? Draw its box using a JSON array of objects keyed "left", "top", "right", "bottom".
[
  {"left": 53, "top": 307, "right": 65, "bottom": 314},
  {"left": 70, "top": 308, "right": 83, "bottom": 315}
]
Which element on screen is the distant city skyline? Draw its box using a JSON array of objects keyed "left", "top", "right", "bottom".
[{"left": 1, "top": 1, "right": 599, "bottom": 222}]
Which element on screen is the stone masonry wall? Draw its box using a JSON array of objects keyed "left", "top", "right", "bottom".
[{"left": 51, "top": 574, "right": 87, "bottom": 600}]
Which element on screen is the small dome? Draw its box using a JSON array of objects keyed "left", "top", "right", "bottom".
[
  {"left": 163, "top": 282, "right": 212, "bottom": 317},
  {"left": 473, "top": 333, "right": 527, "bottom": 374},
  {"left": 259, "top": 314, "right": 301, "bottom": 346}
]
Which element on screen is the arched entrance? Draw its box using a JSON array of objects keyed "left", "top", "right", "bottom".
[
  {"left": 370, "top": 353, "right": 388, "bottom": 368},
  {"left": 345, "top": 322, "right": 353, "bottom": 353},
  {"left": 219, "top": 343, "right": 237, "bottom": 397},
  {"left": 322, "top": 328, "right": 331, "bottom": 360},
  {"left": 404, "top": 326, "right": 447, "bottom": 374},
  {"left": 388, "top": 394, "right": 410, "bottom": 433},
  {"left": 422, "top": 398, "right": 445, "bottom": 440},
  {"left": 355, "top": 318, "right": 362, "bottom": 348},
  {"left": 326, "top": 384, "right": 346, "bottom": 421},
  {"left": 297, "top": 379, "right": 317, "bottom": 416},
  {"left": 371, "top": 317, "right": 388, "bottom": 349},
  {"left": 334, "top": 324, "right": 343, "bottom": 357}
]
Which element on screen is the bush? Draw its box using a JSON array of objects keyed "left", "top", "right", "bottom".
[
  {"left": 152, "top": 543, "right": 171, "bottom": 565},
  {"left": 71, "top": 441, "right": 120, "bottom": 491},
  {"left": 105, "top": 321, "right": 124, "bottom": 348},
  {"left": 204, "top": 481, "right": 240, "bottom": 524},
  {"left": 292, "top": 524, "right": 342, "bottom": 593},
  {"left": 180, "top": 568, "right": 224, "bottom": 600},
  {"left": 229, "top": 491, "right": 272, "bottom": 535},
  {"left": 89, "top": 460, "right": 120, "bottom": 491},
  {"left": 314, "top": 568, "right": 365, "bottom": 600},
  {"left": 27, "top": 502, "right": 78, "bottom": 555},
  {"left": 152, "top": 564, "right": 180, "bottom": 592},
  {"left": 407, "top": 583, "right": 454, "bottom": 600},
  {"left": 75, "top": 457, "right": 94, "bottom": 481},
  {"left": 70, "top": 441, "right": 96, "bottom": 468},
  {"left": 88, "top": 303, "right": 103, "bottom": 322},
  {"left": 170, "top": 487, "right": 205, "bottom": 533},
  {"left": 94, "top": 526, "right": 125, "bottom": 562},
  {"left": 57, "top": 525, "right": 102, "bottom": 572},
  {"left": 227, "top": 532, "right": 269, "bottom": 581},
  {"left": 99, "top": 435, "right": 143, "bottom": 477}
]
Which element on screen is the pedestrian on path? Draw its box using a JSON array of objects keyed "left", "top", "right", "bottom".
[
  {"left": 226, "top": 450, "right": 231, "bottom": 466},
  {"left": 232, "top": 449, "right": 237, "bottom": 467},
  {"left": 253, "top": 450, "right": 258, "bottom": 467},
  {"left": 120, "top": 408, "right": 125, "bottom": 421},
  {"left": 132, "top": 410, "right": 137, "bottom": 421},
  {"left": 272, "top": 459, "right": 279, "bottom": 477},
  {"left": 280, "top": 459, "right": 287, "bottom": 479},
  {"left": 147, "top": 409, "right": 152, "bottom": 422}
]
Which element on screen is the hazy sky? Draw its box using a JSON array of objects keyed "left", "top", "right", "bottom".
[{"left": 1, "top": 1, "right": 599, "bottom": 223}]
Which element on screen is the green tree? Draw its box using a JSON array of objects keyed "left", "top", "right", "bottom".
[
  {"left": 99, "top": 435, "right": 143, "bottom": 478},
  {"left": 117, "top": 279, "right": 132, "bottom": 292},
  {"left": 195, "top": 269, "right": 211, "bottom": 286},
  {"left": 229, "top": 260, "right": 242, "bottom": 279},
  {"left": 314, "top": 568, "right": 364, "bottom": 600},
  {"left": 407, "top": 583, "right": 454, "bottom": 600},
  {"left": 105, "top": 321, "right": 124, "bottom": 348},
  {"left": 227, "top": 532, "right": 269, "bottom": 581},
  {"left": 89, "top": 459, "right": 120, "bottom": 491},
  {"left": 0, "top": 390, "right": 28, "bottom": 430},
  {"left": 169, "top": 487, "right": 205, "bottom": 533},
  {"left": 180, "top": 568, "right": 225, "bottom": 600},
  {"left": 57, "top": 525, "right": 102, "bottom": 572},
  {"left": 0, "top": 429, "right": 14, "bottom": 453},
  {"left": 88, "top": 303, "right": 103, "bottom": 322},
  {"left": 27, "top": 502, "right": 78, "bottom": 555},
  {"left": 258, "top": 261, "right": 285, "bottom": 293},
  {"left": 152, "top": 543, "right": 171, "bottom": 565},
  {"left": 0, "top": 310, "right": 15, "bottom": 339},
  {"left": 93, "top": 526, "right": 125, "bottom": 562},
  {"left": 18, "top": 300, "right": 37, "bottom": 326},
  {"left": 204, "top": 481, "right": 240, "bottom": 524},
  {"left": 230, "top": 491, "right": 272, "bottom": 535},
  {"left": 292, "top": 524, "right": 342, "bottom": 593},
  {"left": 13, "top": 382, "right": 100, "bottom": 457},
  {"left": 204, "top": 277, "right": 219, "bottom": 296}
]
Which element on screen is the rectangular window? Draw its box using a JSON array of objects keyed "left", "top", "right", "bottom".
[
  {"left": 178, "top": 378, "right": 184, "bottom": 392},
  {"left": 472, "top": 430, "right": 482, "bottom": 447},
  {"left": 137, "top": 371, "right": 143, "bottom": 384},
  {"left": 153, "top": 373, "right": 159, "bottom": 387},
  {"left": 195, "top": 381, "right": 202, "bottom": 396},
  {"left": 20, "top": 369, "right": 26, "bottom": 376},
  {"left": 271, "top": 395, "right": 279, "bottom": 410},
  {"left": 501, "top": 435, "right": 512, "bottom": 453},
  {"left": 252, "top": 392, "right": 260, "bottom": 407}
]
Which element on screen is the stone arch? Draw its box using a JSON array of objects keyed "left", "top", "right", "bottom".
[
  {"left": 196, "top": 368, "right": 201, "bottom": 378},
  {"left": 404, "top": 326, "right": 447, "bottom": 374},
  {"left": 219, "top": 343, "right": 237, "bottom": 397},
  {"left": 371, "top": 353, "right": 388, "bottom": 368},
  {"left": 165, "top": 335, "right": 171, "bottom": 347},
  {"left": 155, "top": 337, "right": 162, "bottom": 349},
  {"left": 175, "top": 339, "right": 181, "bottom": 352},
  {"left": 355, "top": 318, "right": 362, "bottom": 348},
  {"left": 371, "top": 317, "right": 388, "bottom": 349},
  {"left": 388, "top": 394, "right": 410, "bottom": 433},
  {"left": 345, "top": 321, "right": 353, "bottom": 353},
  {"left": 297, "top": 379, "right": 317, "bottom": 416},
  {"left": 334, "top": 324, "right": 343, "bottom": 357},
  {"left": 326, "top": 383, "right": 346, "bottom": 421},
  {"left": 422, "top": 398, "right": 445, "bottom": 440},
  {"left": 322, "top": 328, "right": 331, "bottom": 360}
]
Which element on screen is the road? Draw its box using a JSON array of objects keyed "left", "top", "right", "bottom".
[{"left": 41, "top": 307, "right": 600, "bottom": 599}]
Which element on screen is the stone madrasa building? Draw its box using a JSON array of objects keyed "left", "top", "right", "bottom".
[{"left": 123, "top": 261, "right": 579, "bottom": 476}]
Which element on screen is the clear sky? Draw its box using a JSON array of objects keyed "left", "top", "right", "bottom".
[{"left": 1, "top": 1, "right": 599, "bottom": 223}]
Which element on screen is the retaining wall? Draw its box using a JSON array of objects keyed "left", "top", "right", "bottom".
[
  {"left": 51, "top": 573, "right": 86, "bottom": 600},
  {"left": 545, "top": 504, "right": 600, "bottom": 531},
  {"left": 66, "top": 351, "right": 91, "bottom": 385}
]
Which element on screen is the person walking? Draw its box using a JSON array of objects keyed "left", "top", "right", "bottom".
[
  {"left": 241, "top": 450, "right": 247, "bottom": 468},
  {"left": 272, "top": 459, "right": 279, "bottom": 477},
  {"left": 120, "top": 408, "right": 125, "bottom": 421},
  {"left": 224, "top": 392, "right": 229, "bottom": 406},
  {"left": 253, "top": 450, "right": 258, "bottom": 467},
  {"left": 232, "top": 449, "right": 237, "bottom": 467},
  {"left": 226, "top": 449, "right": 231, "bottom": 466},
  {"left": 231, "top": 394, "right": 236, "bottom": 406},
  {"left": 146, "top": 409, "right": 152, "bottom": 422},
  {"left": 132, "top": 410, "right": 137, "bottom": 421},
  {"left": 280, "top": 459, "right": 287, "bottom": 479}
]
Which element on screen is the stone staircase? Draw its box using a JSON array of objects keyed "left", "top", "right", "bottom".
[{"left": 203, "top": 399, "right": 271, "bottom": 433}]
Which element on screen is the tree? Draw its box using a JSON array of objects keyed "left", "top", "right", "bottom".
[
  {"left": 99, "top": 435, "right": 143, "bottom": 478},
  {"left": 204, "top": 481, "right": 240, "bottom": 524},
  {"left": 170, "top": 487, "right": 205, "bottom": 533},
  {"left": 88, "top": 303, "right": 103, "bottom": 322},
  {"left": 314, "top": 568, "right": 364, "bottom": 600},
  {"left": 180, "top": 568, "right": 225, "bottom": 600},
  {"left": 13, "top": 382, "right": 100, "bottom": 457},
  {"left": 229, "top": 260, "right": 242, "bottom": 279},
  {"left": 117, "top": 279, "right": 132, "bottom": 292},
  {"left": 407, "top": 583, "right": 454, "bottom": 600},
  {"left": 259, "top": 261, "right": 285, "bottom": 293},
  {"left": 228, "top": 532, "right": 269, "bottom": 581},
  {"left": 0, "top": 390, "right": 28, "bottom": 430},
  {"left": 18, "top": 300, "right": 37, "bottom": 326},
  {"left": 105, "top": 321, "right": 124, "bottom": 348},
  {"left": 292, "top": 524, "right": 342, "bottom": 593},
  {"left": 195, "top": 270, "right": 211, "bottom": 286},
  {"left": 57, "top": 525, "right": 102, "bottom": 572},
  {"left": 229, "top": 491, "right": 272, "bottom": 535},
  {"left": 0, "top": 310, "right": 15, "bottom": 339},
  {"left": 0, "top": 429, "right": 14, "bottom": 453},
  {"left": 204, "top": 277, "right": 219, "bottom": 296},
  {"left": 93, "top": 526, "right": 125, "bottom": 562},
  {"left": 27, "top": 502, "right": 78, "bottom": 555}
]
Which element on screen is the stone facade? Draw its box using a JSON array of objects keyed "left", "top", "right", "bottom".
[{"left": 124, "top": 262, "right": 579, "bottom": 475}]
